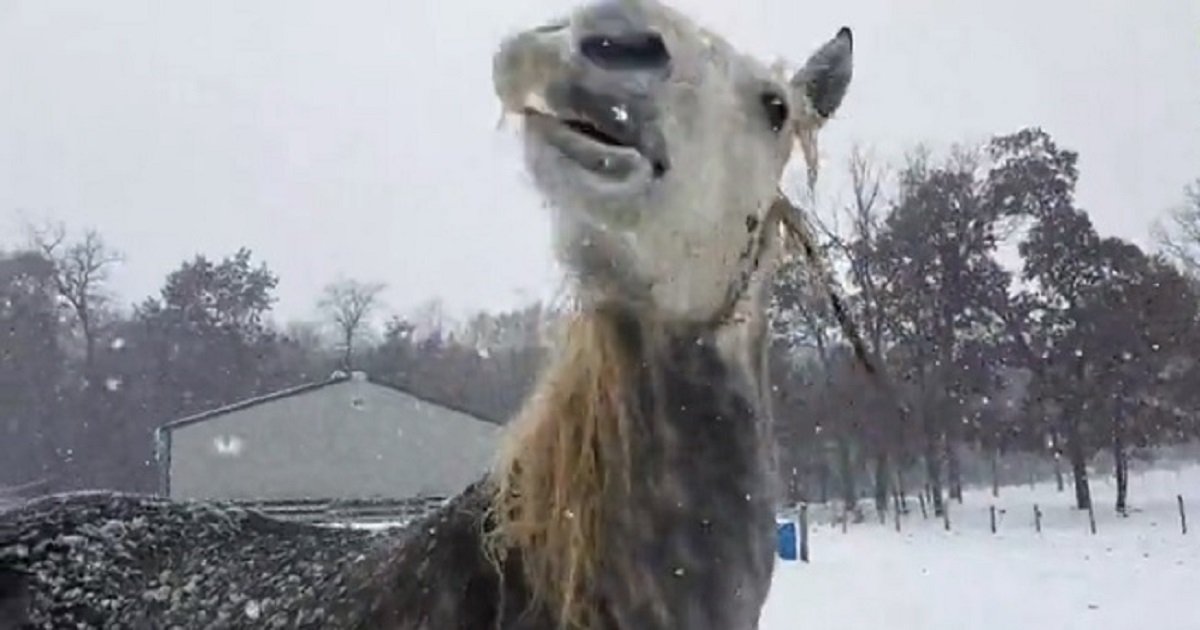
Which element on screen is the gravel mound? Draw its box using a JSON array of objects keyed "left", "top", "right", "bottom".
[{"left": 0, "top": 492, "right": 406, "bottom": 629}]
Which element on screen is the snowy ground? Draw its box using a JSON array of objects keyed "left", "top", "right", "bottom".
[
  {"left": 761, "top": 465, "right": 1200, "bottom": 630},
  {"left": 322, "top": 465, "right": 1199, "bottom": 628}
]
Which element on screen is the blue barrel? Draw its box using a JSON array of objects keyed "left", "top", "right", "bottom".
[{"left": 776, "top": 520, "right": 798, "bottom": 561}]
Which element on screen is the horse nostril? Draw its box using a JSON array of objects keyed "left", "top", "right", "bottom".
[{"left": 579, "top": 32, "right": 670, "bottom": 72}]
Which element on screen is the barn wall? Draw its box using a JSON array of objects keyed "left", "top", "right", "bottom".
[{"left": 167, "top": 380, "right": 500, "bottom": 501}]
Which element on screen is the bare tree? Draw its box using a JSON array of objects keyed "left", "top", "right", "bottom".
[
  {"left": 318, "top": 279, "right": 386, "bottom": 370},
  {"left": 770, "top": 239, "right": 859, "bottom": 517},
  {"left": 1152, "top": 179, "right": 1200, "bottom": 277},
  {"left": 810, "top": 145, "right": 900, "bottom": 514},
  {"left": 831, "top": 146, "right": 890, "bottom": 355},
  {"left": 26, "top": 221, "right": 123, "bottom": 389},
  {"left": 410, "top": 297, "right": 452, "bottom": 341}
]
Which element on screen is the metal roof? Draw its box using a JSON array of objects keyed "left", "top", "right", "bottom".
[{"left": 156, "top": 371, "right": 500, "bottom": 433}]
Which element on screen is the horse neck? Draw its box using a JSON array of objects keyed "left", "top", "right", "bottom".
[
  {"left": 613, "top": 305, "right": 778, "bottom": 509},
  {"left": 595, "top": 308, "right": 780, "bottom": 629}
]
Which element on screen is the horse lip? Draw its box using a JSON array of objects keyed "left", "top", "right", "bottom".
[
  {"left": 565, "top": 81, "right": 671, "bottom": 177},
  {"left": 522, "top": 106, "right": 670, "bottom": 178},
  {"left": 563, "top": 83, "right": 645, "bottom": 151},
  {"left": 523, "top": 108, "right": 634, "bottom": 149}
]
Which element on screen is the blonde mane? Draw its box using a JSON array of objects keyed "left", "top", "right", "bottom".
[{"left": 484, "top": 307, "right": 636, "bottom": 629}]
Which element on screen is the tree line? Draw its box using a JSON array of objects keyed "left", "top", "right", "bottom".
[
  {"left": 769, "top": 127, "right": 1200, "bottom": 518},
  {"left": 0, "top": 237, "right": 546, "bottom": 494},
  {"left": 3, "top": 126, "right": 1199, "bottom": 515}
]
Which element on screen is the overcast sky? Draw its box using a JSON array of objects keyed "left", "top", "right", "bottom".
[{"left": 2, "top": 0, "right": 1197, "bottom": 326}]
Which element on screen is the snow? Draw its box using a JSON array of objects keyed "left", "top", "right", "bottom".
[
  {"left": 43, "top": 463, "right": 1181, "bottom": 628},
  {"left": 761, "top": 465, "right": 1200, "bottom": 630},
  {"left": 314, "top": 465, "right": 1200, "bottom": 628},
  {"left": 326, "top": 519, "right": 412, "bottom": 532}
]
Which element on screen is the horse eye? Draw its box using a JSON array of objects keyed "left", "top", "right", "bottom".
[{"left": 760, "top": 92, "right": 789, "bottom": 133}]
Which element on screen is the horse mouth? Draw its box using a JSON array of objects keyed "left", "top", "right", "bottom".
[
  {"left": 521, "top": 99, "right": 668, "bottom": 181},
  {"left": 552, "top": 114, "right": 630, "bottom": 148}
]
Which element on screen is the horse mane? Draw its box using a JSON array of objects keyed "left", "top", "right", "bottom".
[{"left": 484, "top": 306, "right": 637, "bottom": 629}]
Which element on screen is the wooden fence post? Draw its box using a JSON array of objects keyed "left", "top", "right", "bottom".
[
  {"left": 919, "top": 493, "right": 928, "bottom": 519},
  {"left": 989, "top": 505, "right": 997, "bottom": 534},
  {"left": 1034, "top": 504, "right": 1042, "bottom": 533},
  {"left": 799, "top": 503, "right": 810, "bottom": 562},
  {"left": 1179, "top": 495, "right": 1188, "bottom": 536},
  {"left": 942, "top": 503, "right": 951, "bottom": 532},
  {"left": 1087, "top": 503, "right": 1097, "bottom": 535}
]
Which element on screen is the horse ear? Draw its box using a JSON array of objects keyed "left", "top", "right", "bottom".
[
  {"left": 789, "top": 27, "right": 853, "bottom": 188},
  {"left": 790, "top": 27, "right": 854, "bottom": 122}
]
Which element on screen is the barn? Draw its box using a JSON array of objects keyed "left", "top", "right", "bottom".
[{"left": 154, "top": 371, "right": 501, "bottom": 505}]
